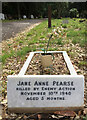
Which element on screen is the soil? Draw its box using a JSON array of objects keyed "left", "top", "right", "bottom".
[{"left": 26, "top": 53, "right": 70, "bottom": 75}]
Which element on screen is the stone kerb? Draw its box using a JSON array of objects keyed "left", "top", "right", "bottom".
[{"left": 7, "top": 51, "right": 84, "bottom": 113}]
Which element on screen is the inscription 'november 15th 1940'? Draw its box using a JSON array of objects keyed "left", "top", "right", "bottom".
[{"left": 16, "top": 80, "right": 75, "bottom": 101}]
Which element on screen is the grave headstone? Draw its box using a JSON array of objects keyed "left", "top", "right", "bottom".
[
  {"left": 7, "top": 51, "right": 84, "bottom": 113},
  {"left": 7, "top": 75, "right": 84, "bottom": 112},
  {"left": 0, "top": 13, "right": 5, "bottom": 20},
  {"left": 62, "top": 20, "right": 69, "bottom": 24},
  {"left": 23, "top": 15, "right": 27, "bottom": 19},
  {"left": 31, "top": 15, "right": 34, "bottom": 19}
]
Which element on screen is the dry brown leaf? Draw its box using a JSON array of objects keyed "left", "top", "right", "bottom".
[
  {"left": 54, "top": 110, "right": 76, "bottom": 117},
  {"left": 83, "top": 108, "right": 87, "bottom": 115},
  {"left": 23, "top": 115, "right": 27, "bottom": 120},
  {"left": 78, "top": 110, "right": 83, "bottom": 116}
]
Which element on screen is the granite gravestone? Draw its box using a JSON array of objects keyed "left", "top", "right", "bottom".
[
  {"left": 62, "top": 20, "right": 69, "bottom": 24},
  {"left": 31, "top": 15, "right": 34, "bottom": 19}
]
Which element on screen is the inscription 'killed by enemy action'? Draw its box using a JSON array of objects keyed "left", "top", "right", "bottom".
[{"left": 16, "top": 80, "right": 75, "bottom": 101}]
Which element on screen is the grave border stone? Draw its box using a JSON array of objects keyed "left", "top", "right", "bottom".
[
  {"left": 7, "top": 51, "right": 84, "bottom": 113},
  {"left": 19, "top": 51, "right": 77, "bottom": 75}
]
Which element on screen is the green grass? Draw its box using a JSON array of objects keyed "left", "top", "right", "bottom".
[
  {"left": 2, "top": 50, "right": 15, "bottom": 64},
  {"left": 16, "top": 46, "right": 32, "bottom": 57},
  {"left": 0, "top": 56, "right": 2, "bottom": 63},
  {"left": 48, "top": 47, "right": 58, "bottom": 51},
  {"left": 67, "top": 31, "right": 79, "bottom": 37},
  {"left": 57, "top": 38, "right": 64, "bottom": 45},
  {"left": 39, "top": 44, "right": 44, "bottom": 48},
  {"left": 68, "top": 52, "right": 77, "bottom": 58},
  {"left": 79, "top": 61, "right": 87, "bottom": 66},
  {"left": 27, "top": 33, "right": 32, "bottom": 36},
  {"left": 62, "top": 24, "right": 67, "bottom": 28},
  {"left": 66, "top": 19, "right": 86, "bottom": 47},
  {"left": 19, "top": 40, "right": 23, "bottom": 44},
  {"left": 7, "top": 43, "right": 12, "bottom": 46},
  {"left": 2, "top": 18, "right": 86, "bottom": 64}
]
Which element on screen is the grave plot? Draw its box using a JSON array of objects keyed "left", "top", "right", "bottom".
[
  {"left": 25, "top": 53, "right": 70, "bottom": 75},
  {"left": 7, "top": 51, "right": 84, "bottom": 113}
]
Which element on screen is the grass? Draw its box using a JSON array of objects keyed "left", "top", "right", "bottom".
[
  {"left": 67, "top": 31, "right": 79, "bottom": 37},
  {"left": 19, "top": 40, "right": 23, "bottom": 44},
  {"left": 66, "top": 19, "right": 86, "bottom": 47},
  {"left": 39, "top": 44, "right": 45, "bottom": 48},
  {"left": 2, "top": 18, "right": 86, "bottom": 64},
  {"left": 68, "top": 52, "right": 77, "bottom": 58},
  {"left": 2, "top": 50, "right": 15, "bottom": 64},
  {"left": 27, "top": 33, "right": 32, "bottom": 36},
  {"left": 48, "top": 47, "right": 58, "bottom": 51},
  {"left": 79, "top": 61, "right": 87, "bottom": 67},
  {"left": 16, "top": 46, "right": 32, "bottom": 57},
  {"left": 62, "top": 24, "right": 67, "bottom": 28},
  {"left": 57, "top": 38, "right": 64, "bottom": 45}
]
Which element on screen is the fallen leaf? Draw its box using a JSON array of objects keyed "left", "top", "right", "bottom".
[
  {"left": 78, "top": 110, "right": 83, "bottom": 116},
  {"left": 74, "top": 115, "right": 80, "bottom": 120},
  {"left": 54, "top": 110, "right": 76, "bottom": 117},
  {"left": 1, "top": 99, "right": 7, "bottom": 105},
  {"left": 51, "top": 115, "right": 58, "bottom": 119},
  {"left": 83, "top": 108, "right": 87, "bottom": 115}
]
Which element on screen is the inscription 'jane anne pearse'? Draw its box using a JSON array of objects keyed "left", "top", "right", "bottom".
[{"left": 17, "top": 81, "right": 74, "bottom": 86}]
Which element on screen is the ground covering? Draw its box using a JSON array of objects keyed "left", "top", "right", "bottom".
[
  {"left": 0, "top": 18, "right": 87, "bottom": 120},
  {"left": 26, "top": 53, "right": 70, "bottom": 75}
]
